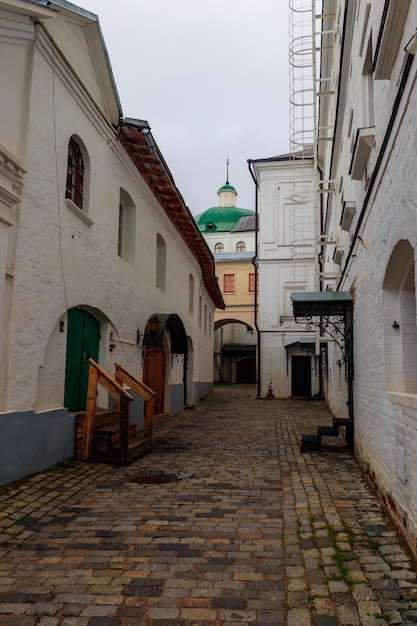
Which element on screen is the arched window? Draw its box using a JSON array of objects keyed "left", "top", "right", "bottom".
[
  {"left": 118, "top": 188, "right": 136, "bottom": 263},
  {"left": 156, "top": 233, "right": 166, "bottom": 291},
  {"left": 236, "top": 241, "right": 246, "bottom": 253},
  {"left": 66, "top": 137, "right": 85, "bottom": 209},
  {"left": 189, "top": 274, "right": 194, "bottom": 314},
  {"left": 383, "top": 240, "right": 417, "bottom": 393},
  {"left": 214, "top": 242, "right": 224, "bottom": 253}
]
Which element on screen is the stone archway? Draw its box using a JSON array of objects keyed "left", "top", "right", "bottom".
[{"left": 142, "top": 313, "right": 188, "bottom": 419}]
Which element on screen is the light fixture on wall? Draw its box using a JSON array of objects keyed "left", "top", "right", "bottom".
[
  {"left": 149, "top": 315, "right": 160, "bottom": 336},
  {"left": 392, "top": 321, "right": 400, "bottom": 329},
  {"left": 404, "top": 30, "right": 417, "bottom": 55},
  {"left": 109, "top": 332, "right": 116, "bottom": 352}
]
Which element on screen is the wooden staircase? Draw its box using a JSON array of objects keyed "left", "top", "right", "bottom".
[
  {"left": 301, "top": 417, "right": 354, "bottom": 453},
  {"left": 75, "top": 360, "right": 156, "bottom": 465}
]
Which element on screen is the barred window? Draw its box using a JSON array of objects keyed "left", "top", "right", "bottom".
[{"left": 65, "top": 137, "right": 84, "bottom": 209}]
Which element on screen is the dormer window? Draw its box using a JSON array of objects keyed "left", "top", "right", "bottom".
[{"left": 207, "top": 222, "right": 215, "bottom": 230}]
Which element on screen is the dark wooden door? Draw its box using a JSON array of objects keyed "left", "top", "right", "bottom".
[
  {"left": 236, "top": 357, "right": 256, "bottom": 383},
  {"left": 143, "top": 345, "right": 166, "bottom": 415},
  {"left": 291, "top": 355, "right": 311, "bottom": 398},
  {"left": 64, "top": 308, "right": 100, "bottom": 411}
]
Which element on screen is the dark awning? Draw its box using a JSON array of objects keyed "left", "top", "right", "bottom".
[
  {"left": 222, "top": 344, "right": 256, "bottom": 356},
  {"left": 284, "top": 336, "right": 316, "bottom": 349},
  {"left": 291, "top": 291, "right": 353, "bottom": 319}
]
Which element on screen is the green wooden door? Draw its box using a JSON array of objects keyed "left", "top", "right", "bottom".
[{"left": 64, "top": 309, "right": 100, "bottom": 411}]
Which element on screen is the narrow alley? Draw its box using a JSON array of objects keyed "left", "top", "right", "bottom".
[{"left": 0, "top": 385, "right": 416, "bottom": 625}]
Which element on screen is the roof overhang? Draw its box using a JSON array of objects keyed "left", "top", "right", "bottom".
[
  {"left": 291, "top": 291, "right": 353, "bottom": 320},
  {"left": 117, "top": 120, "right": 224, "bottom": 310}
]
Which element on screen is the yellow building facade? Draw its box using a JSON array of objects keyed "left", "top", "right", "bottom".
[{"left": 195, "top": 178, "right": 257, "bottom": 383}]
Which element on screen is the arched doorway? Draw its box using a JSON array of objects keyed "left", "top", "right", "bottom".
[
  {"left": 214, "top": 319, "right": 257, "bottom": 383},
  {"left": 64, "top": 308, "right": 100, "bottom": 411},
  {"left": 142, "top": 313, "right": 187, "bottom": 420}
]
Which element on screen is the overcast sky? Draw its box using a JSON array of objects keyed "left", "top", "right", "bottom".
[{"left": 77, "top": 0, "right": 290, "bottom": 215}]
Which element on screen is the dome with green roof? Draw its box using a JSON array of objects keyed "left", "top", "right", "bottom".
[
  {"left": 195, "top": 165, "right": 254, "bottom": 233},
  {"left": 217, "top": 182, "right": 237, "bottom": 194},
  {"left": 196, "top": 205, "right": 254, "bottom": 233}
]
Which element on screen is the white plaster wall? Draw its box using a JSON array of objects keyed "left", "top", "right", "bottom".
[
  {"left": 2, "top": 16, "right": 215, "bottom": 414},
  {"left": 204, "top": 230, "right": 255, "bottom": 254},
  {"left": 319, "top": 0, "right": 417, "bottom": 553}
]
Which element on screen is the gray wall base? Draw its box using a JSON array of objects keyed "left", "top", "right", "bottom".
[{"left": 0, "top": 408, "right": 74, "bottom": 487}]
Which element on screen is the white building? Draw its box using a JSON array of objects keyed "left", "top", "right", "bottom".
[
  {"left": 250, "top": 151, "right": 321, "bottom": 399},
  {"left": 304, "top": 0, "right": 417, "bottom": 556},
  {"left": 0, "top": 0, "right": 223, "bottom": 485},
  {"left": 195, "top": 177, "right": 257, "bottom": 383}
]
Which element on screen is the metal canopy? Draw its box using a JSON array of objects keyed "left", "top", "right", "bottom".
[
  {"left": 291, "top": 291, "right": 353, "bottom": 319},
  {"left": 222, "top": 344, "right": 256, "bottom": 356},
  {"left": 284, "top": 336, "right": 319, "bottom": 349}
]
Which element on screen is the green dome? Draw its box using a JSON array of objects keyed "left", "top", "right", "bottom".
[
  {"left": 217, "top": 183, "right": 237, "bottom": 194},
  {"left": 196, "top": 205, "right": 254, "bottom": 233}
]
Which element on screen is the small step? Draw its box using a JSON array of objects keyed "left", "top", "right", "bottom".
[
  {"left": 333, "top": 418, "right": 352, "bottom": 428},
  {"left": 317, "top": 425, "right": 338, "bottom": 437},
  {"left": 301, "top": 434, "right": 321, "bottom": 452},
  {"left": 128, "top": 434, "right": 153, "bottom": 463},
  {"left": 93, "top": 423, "right": 137, "bottom": 451}
]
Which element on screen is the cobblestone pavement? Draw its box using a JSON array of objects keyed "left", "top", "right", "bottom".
[{"left": 0, "top": 385, "right": 417, "bottom": 626}]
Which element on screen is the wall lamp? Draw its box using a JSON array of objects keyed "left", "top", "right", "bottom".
[
  {"left": 392, "top": 321, "right": 400, "bottom": 329},
  {"left": 149, "top": 315, "right": 160, "bottom": 336},
  {"left": 405, "top": 30, "right": 417, "bottom": 55}
]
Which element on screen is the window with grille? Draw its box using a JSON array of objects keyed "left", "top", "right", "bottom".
[
  {"left": 65, "top": 137, "right": 84, "bottom": 209},
  {"left": 215, "top": 242, "right": 224, "bottom": 253},
  {"left": 249, "top": 272, "right": 256, "bottom": 292},
  {"left": 224, "top": 273, "right": 235, "bottom": 293},
  {"left": 236, "top": 241, "right": 246, "bottom": 252}
]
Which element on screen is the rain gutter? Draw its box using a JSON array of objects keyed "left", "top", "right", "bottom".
[{"left": 247, "top": 159, "right": 261, "bottom": 398}]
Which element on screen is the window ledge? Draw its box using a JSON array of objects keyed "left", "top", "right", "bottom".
[
  {"left": 349, "top": 127, "right": 375, "bottom": 181},
  {"left": 387, "top": 391, "right": 417, "bottom": 409},
  {"left": 340, "top": 201, "right": 356, "bottom": 232},
  {"left": 65, "top": 199, "right": 94, "bottom": 226},
  {"left": 333, "top": 246, "right": 344, "bottom": 266}
]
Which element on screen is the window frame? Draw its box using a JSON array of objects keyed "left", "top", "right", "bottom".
[{"left": 223, "top": 273, "right": 235, "bottom": 293}]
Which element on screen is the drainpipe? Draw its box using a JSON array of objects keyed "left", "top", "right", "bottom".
[{"left": 247, "top": 159, "right": 261, "bottom": 398}]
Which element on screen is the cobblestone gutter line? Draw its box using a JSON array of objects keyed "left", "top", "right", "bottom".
[
  {"left": 0, "top": 388, "right": 416, "bottom": 625},
  {"left": 280, "top": 401, "right": 417, "bottom": 626}
]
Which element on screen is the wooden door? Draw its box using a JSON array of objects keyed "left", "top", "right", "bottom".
[
  {"left": 291, "top": 355, "right": 311, "bottom": 398},
  {"left": 143, "top": 345, "right": 166, "bottom": 415},
  {"left": 64, "top": 309, "right": 100, "bottom": 411},
  {"left": 236, "top": 357, "right": 256, "bottom": 383}
]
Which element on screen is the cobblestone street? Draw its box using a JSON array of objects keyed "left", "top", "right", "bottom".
[{"left": 0, "top": 385, "right": 416, "bottom": 625}]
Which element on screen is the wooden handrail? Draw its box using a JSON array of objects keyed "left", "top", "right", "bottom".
[
  {"left": 83, "top": 359, "right": 133, "bottom": 460},
  {"left": 81, "top": 359, "right": 154, "bottom": 463},
  {"left": 114, "top": 362, "right": 155, "bottom": 401},
  {"left": 89, "top": 359, "right": 133, "bottom": 400},
  {"left": 114, "top": 362, "right": 155, "bottom": 438}
]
